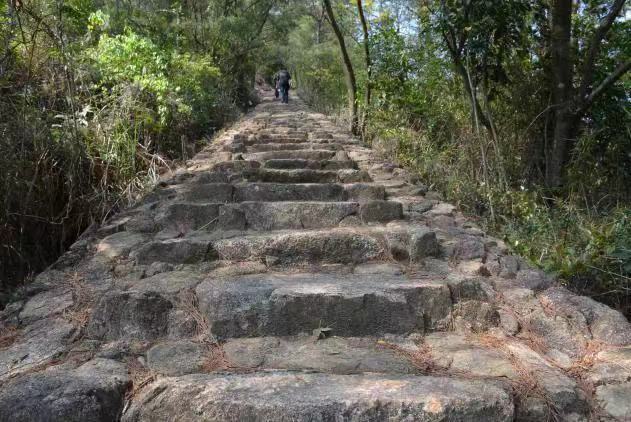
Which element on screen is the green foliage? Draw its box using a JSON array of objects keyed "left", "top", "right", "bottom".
[
  {"left": 170, "top": 53, "right": 226, "bottom": 128},
  {"left": 285, "top": 16, "right": 347, "bottom": 111},
  {"left": 82, "top": 29, "right": 228, "bottom": 182},
  {"left": 88, "top": 29, "right": 224, "bottom": 126},
  {"left": 87, "top": 10, "right": 109, "bottom": 33},
  {"left": 90, "top": 31, "right": 171, "bottom": 122},
  {"left": 0, "top": 0, "right": 263, "bottom": 300},
  {"left": 267, "top": 0, "right": 631, "bottom": 314},
  {"left": 567, "top": 15, "right": 631, "bottom": 199},
  {"left": 370, "top": 15, "right": 414, "bottom": 113},
  {"left": 499, "top": 194, "right": 631, "bottom": 308}
]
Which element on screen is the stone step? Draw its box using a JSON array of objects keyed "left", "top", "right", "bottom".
[
  {"left": 158, "top": 201, "right": 403, "bottom": 232},
  {"left": 137, "top": 326, "right": 591, "bottom": 419},
  {"left": 211, "top": 160, "right": 261, "bottom": 174},
  {"left": 123, "top": 372, "right": 514, "bottom": 421},
  {"left": 247, "top": 136, "right": 307, "bottom": 145},
  {"left": 132, "top": 224, "right": 440, "bottom": 266},
  {"left": 221, "top": 336, "right": 417, "bottom": 374},
  {"left": 195, "top": 272, "right": 452, "bottom": 338},
  {"left": 145, "top": 336, "right": 418, "bottom": 376},
  {"left": 212, "top": 229, "right": 386, "bottom": 265},
  {"left": 243, "top": 149, "right": 337, "bottom": 161},
  {"left": 307, "top": 130, "right": 334, "bottom": 139},
  {"left": 0, "top": 358, "right": 130, "bottom": 422},
  {"left": 263, "top": 159, "right": 356, "bottom": 170},
  {"left": 243, "top": 168, "right": 371, "bottom": 183},
  {"left": 234, "top": 182, "right": 344, "bottom": 202},
  {"left": 176, "top": 182, "right": 386, "bottom": 203},
  {"left": 246, "top": 143, "right": 342, "bottom": 152},
  {"left": 258, "top": 131, "right": 308, "bottom": 140},
  {"left": 269, "top": 124, "right": 299, "bottom": 129},
  {"left": 133, "top": 229, "right": 382, "bottom": 265},
  {"left": 235, "top": 182, "right": 385, "bottom": 202},
  {"left": 235, "top": 182, "right": 346, "bottom": 202},
  {"left": 234, "top": 201, "right": 385, "bottom": 229},
  {"left": 178, "top": 183, "right": 235, "bottom": 202},
  {"left": 223, "top": 332, "right": 590, "bottom": 420},
  {"left": 191, "top": 167, "right": 372, "bottom": 185}
]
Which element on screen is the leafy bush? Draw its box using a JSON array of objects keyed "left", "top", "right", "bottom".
[
  {"left": 83, "top": 26, "right": 234, "bottom": 186},
  {"left": 90, "top": 31, "right": 172, "bottom": 123},
  {"left": 285, "top": 17, "right": 347, "bottom": 112},
  {"left": 498, "top": 193, "right": 631, "bottom": 312},
  {"left": 1, "top": 2, "right": 250, "bottom": 302}
]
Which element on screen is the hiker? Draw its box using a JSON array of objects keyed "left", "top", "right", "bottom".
[{"left": 276, "top": 69, "right": 291, "bottom": 104}]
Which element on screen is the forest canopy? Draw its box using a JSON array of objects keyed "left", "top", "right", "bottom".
[{"left": 1, "top": 0, "right": 630, "bottom": 314}]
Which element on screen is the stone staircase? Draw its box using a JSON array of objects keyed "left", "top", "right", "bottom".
[{"left": 1, "top": 88, "right": 631, "bottom": 421}]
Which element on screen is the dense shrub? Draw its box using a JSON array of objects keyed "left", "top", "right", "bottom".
[{"left": 0, "top": 1, "right": 265, "bottom": 303}]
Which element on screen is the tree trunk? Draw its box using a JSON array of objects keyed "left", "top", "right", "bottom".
[
  {"left": 323, "top": 0, "right": 359, "bottom": 135},
  {"left": 451, "top": 56, "right": 494, "bottom": 134},
  {"left": 546, "top": 0, "right": 573, "bottom": 188},
  {"left": 356, "top": 0, "right": 371, "bottom": 107}
]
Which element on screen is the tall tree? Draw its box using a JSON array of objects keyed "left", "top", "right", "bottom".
[
  {"left": 356, "top": 0, "right": 371, "bottom": 107},
  {"left": 323, "top": 0, "right": 359, "bottom": 135},
  {"left": 547, "top": 0, "right": 574, "bottom": 188},
  {"left": 546, "top": 0, "right": 630, "bottom": 188},
  {"left": 434, "top": 0, "right": 530, "bottom": 138}
]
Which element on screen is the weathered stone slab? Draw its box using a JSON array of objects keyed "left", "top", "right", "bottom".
[
  {"left": 132, "top": 238, "right": 214, "bottom": 265},
  {"left": 343, "top": 183, "right": 386, "bottom": 201},
  {"left": 588, "top": 346, "right": 631, "bottom": 385},
  {"left": 223, "top": 336, "right": 416, "bottom": 374},
  {"left": 212, "top": 229, "right": 384, "bottom": 265},
  {"left": 123, "top": 372, "right": 514, "bottom": 421},
  {"left": 0, "top": 318, "right": 74, "bottom": 380},
  {"left": 96, "top": 232, "right": 147, "bottom": 260},
  {"left": 596, "top": 382, "right": 631, "bottom": 420},
  {"left": 19, "top": 289, "right": 74, "bottom": 324},
  {"left": 539, "top": 286, "right": 631, "bottom": 345},
  {"left": 212, "top": 160, "right": 260, "bottom": 172},
  {"left": 146, "top": 340, "right": 207, "bottom": 376},
  {"left": 425, "top": 333, "right": 517, "bottom": 379},
  {"left": 263, "top": 158, "right": 355, "bottom": 170},
  {"left": 195, "top": 272, "right": 452, "bottom": 338},
  {"left": 452, "top": 237, "right": 486, "bottom": 261},
  {"left": 87, "top": 291, "right": 173, "bottom": 341},
  {"left": 234, "top": 182, "right": 345, "bottom": 202},
  {"left": 157, "top": 203, "right": 220, "bottom": 231},
  {"left": 244, "top": 150, "right": 337, "bottom": 161},
  {"left": 244, "top": 168, "right": 370, "bottom": 183},
  {"left": 127, "top": 271, "right": 203, "bottom": 296},
  {"left": 235, "top": 201, "right": 359, "bottom": 230},
  {"left": 0, "top": 358, "right": 129, "bottom": 422},
  {"left": 360, "top": 200, "right": 403, "bottom": 223},
  {"left": 247, "top": 143, "right": 340, "bottom": 152},
  {"left": 178, "top": 183, "right": 233, "bottom": 202}
]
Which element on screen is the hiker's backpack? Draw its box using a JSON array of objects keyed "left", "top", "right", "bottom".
[{"left": 278, "top": 70, "right": 290, "bottom": 86}]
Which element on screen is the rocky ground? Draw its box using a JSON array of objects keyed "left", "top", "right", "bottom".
[{"left": 1, "top": 86, "right": 631, "bottom": 421}]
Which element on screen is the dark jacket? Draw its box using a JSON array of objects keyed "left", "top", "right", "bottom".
[{"left": 277, "top": 70, "right": 291, "bottom": 88}]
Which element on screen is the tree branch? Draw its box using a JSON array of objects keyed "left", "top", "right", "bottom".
[
  {"left": 577, "top": 0, "right": 627, "bottom": 101},
  {"left": 579, "top": 58, "right": 631, "bottom": 113}
]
